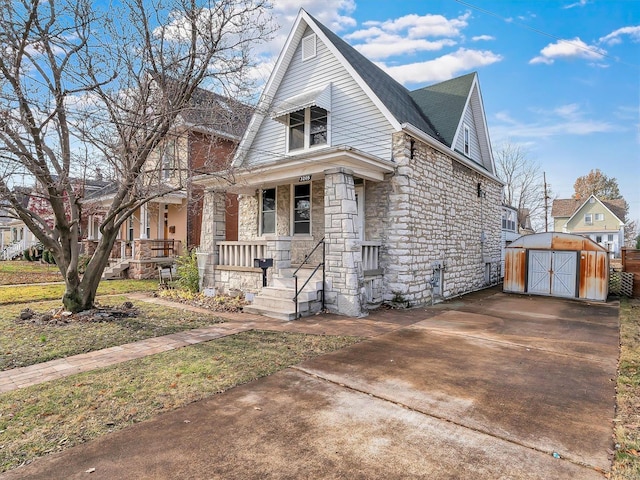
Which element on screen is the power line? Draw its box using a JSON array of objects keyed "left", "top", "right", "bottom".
[{"left": 452, "top": 0, "right": 640, "bottom": 69}]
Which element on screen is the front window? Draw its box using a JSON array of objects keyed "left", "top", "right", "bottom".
[
  {"left": 288, "top": 106, "right": 328, "bottom": 152},
  {"left": 128, "top": 217, "right": 134, "bottom": 242},
  {"left": 293, "top": 184, "right": 311, "bottom": 235},
  {"left": 261, "top": 188, "right": 276, "bottom": 235},
  {"left": 162, "top": 141, "right": 176, "bottom": 180}
]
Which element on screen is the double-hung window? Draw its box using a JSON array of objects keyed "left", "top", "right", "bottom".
[
  {"left": 162, "top": 141, "right": 176, "bottom": 180},
  {"left": 594, "top": 213, "right": 604, "bottom": 221},
  {"left": 261, "top": 188, "right": 276, "bottom": 235},
  {"left": 288, "top": 106, "right": 328, "bottom": 152},
  {"left": 293, "top": 184, "right": 311, "bottom": 235},
  {"left": 584, "top": 213, "right": 593, "bottom": 225},
  {"left": 463, "top": 125, "right": 470, "bottom": 156}
]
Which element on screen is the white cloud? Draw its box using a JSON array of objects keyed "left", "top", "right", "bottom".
[
  {"left": 529, "top": 37, "right": 606, "bottom": 65},
  {"left": 491, "top": 104, "right": 617, "bottom": 142},
  {"left": 353, "top": 36, "right": 457, "bottom": 60},
  {"left": 563, "top": 0, "right": 589, "bottom": 9},
  {"left": 599, "top": 26, "right": 640, "bottom": 46},
  {"left": 359, "top": 12, "right": 470, "bottom": 39},
  {"left": 379, "top": 48, "right": 503, "bottom": 85},
  {"left": 472, "top": 35, "right": 495, "bottom": 42},
  {"left": 271, "top": 0, "right": 356, "bottom": 32}
]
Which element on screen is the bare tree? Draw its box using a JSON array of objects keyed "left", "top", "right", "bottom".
[
  {"left": 0, "top": 0, "right": 274, "bottom": 312},
  {"left": 494, "top": 142, "right": 548, "bottom": 232}
]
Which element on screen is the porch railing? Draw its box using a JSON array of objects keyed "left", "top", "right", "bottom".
[
  {"left": 361, "top": 241, "right": 381, "bottom": 272},
  {"left": 217, "top": 241, "right": 267, "bottom": 268},
  {"left": 293, "top": 237, "right": 325, "bottom": 320}
]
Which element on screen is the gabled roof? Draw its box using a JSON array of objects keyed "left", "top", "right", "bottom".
[
  {"left": 310, "top": 15, "right": 443, "bottom": 143},
  {"left": 552, "top": 195, "right": 626, "bottom": 223},
  {"left": 409, "top": 72, "right": 475, "bottom": 148},
  {"left": 233, "top": 8, "right": 497, "bottom": 179}
]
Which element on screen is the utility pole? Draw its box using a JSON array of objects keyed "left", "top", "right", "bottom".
[{"left": 543, "top": 172, "right": 549, "bottom": 232}]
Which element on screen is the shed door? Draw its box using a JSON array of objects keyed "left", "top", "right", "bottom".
[
  {"left": 527, "top": 250, "right": 578, "bottom": 298},
  {"left": 528, "top": 250, "right": 552, "bottom": 295},
  {"left": 551, "top": 251, "right": 577, "bottom": 297}
]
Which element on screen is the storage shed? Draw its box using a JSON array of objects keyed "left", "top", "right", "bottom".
[{"left": 504, "top": 232, "right": 609, "bottom": 301}]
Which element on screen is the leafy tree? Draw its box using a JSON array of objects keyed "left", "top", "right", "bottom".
[
  {"left": 573, "top": 169, "right": 622, "bottom": 200},
  {"left": 0, "top": 0, "right": 274, "bottom": 312},
  {"left": 494, "top": 142, "right": 549, "bottom": 232}
]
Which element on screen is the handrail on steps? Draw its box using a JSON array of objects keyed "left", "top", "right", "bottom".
[{"left": 293, "top": 237, "right": 325, "bottom": 319}]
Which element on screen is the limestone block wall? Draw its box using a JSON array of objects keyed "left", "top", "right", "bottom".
[{"left": 377, "top": 132, "right": 502, "bottom": 307}]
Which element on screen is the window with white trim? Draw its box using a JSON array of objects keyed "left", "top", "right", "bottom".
[
  {"left": 584, "top": 213, "right": 593, "bottom": 224},
  {"left": 293, "top": 184, "right": 311, "bottom": 235},
  {"left": 463, "top": 124, "right": 470, "bottom": 156},
  {"left": 288, "top": 106, "right": 327, "bottom": 151},
  {"left": 128, "top": 217, "right": 134, "bottom": 241},
  {"left": 595, "top": 213, "right": 604, "bottom": 221},
  {"left": 161, "top": 140, "right": 176, "bottom": 180},
  {"left": 260, "top": 188, "right": 276, "bottom": 235}
]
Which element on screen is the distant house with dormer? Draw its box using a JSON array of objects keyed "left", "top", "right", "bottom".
[{"left": 551, "top": 195, "right": 626, "bottom": 257}]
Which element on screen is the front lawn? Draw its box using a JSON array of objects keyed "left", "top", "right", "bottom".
[
  {"left": 0, "top": 295, "right": 223, "bottom": 370},
  {"left": 0, "top": 330, "right": 361, "bottom": 473},
  {"left": 611, "top": 297, "right": 640, "bottom": 479}
]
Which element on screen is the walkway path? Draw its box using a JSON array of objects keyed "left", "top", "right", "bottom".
[{"left": 0, "top": 293, "right": 409, "bottom": 394}]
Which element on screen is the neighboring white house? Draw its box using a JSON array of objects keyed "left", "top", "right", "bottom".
[{"left": 195, "top": 9, "right": 503, "bottom": 319}]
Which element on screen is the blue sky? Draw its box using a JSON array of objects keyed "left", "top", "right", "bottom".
[{"left": 255, "top": 0, "right": 640, "bottom": 226}]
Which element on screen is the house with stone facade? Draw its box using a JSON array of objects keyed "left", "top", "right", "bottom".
[
  {"left": 551, "top": 195, "right": 626, "bottom": 257},
  {"left": 195, "top": 9, "right": 503, "bottom": 319},
  {"left": 83, "top": 85, "right": 251, "bottom": 279}
]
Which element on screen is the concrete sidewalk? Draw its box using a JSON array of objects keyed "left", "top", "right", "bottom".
[
  {"left": 0, "top": 292, "right": 412, "bottom": 393},
  {"left": 0, "top": 289, "right": 619, "bottom": 479}
]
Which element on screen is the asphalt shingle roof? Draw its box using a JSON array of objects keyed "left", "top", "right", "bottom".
[
  {"left": 551, "top": 197, "right": 627, "bottom": 221},
  {"left": 409, "top": 73, "right": 476, "bottom": 148},
  {"left": 311, "top": 14, "right": 445, "bottom": 144}
]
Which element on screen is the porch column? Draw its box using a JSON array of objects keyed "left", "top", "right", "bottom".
[
  {"left": 266, "top": 236, "right": 291, "bottom": 277},
  {"left": 324, "top": 167, "right": 364, "bottom": 317},
  {"left": 199, "top": 189, "right": 227, "bottom": 289},
  {"left": 139, "top": 203, "right": 148, "bottom": 239}
]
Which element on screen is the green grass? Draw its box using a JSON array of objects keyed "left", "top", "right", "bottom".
[
  {"left": 0, "top": 330, "right": 362, "bottom": 473},
  {"left": 611, "top": 298, "right": 640, "bottom": 479},
  {"left": 0, "top": 279, "right": 159, "bottom": 305},
  {"left": 0, "top": 295, "right": 224, "bottom": 371}
]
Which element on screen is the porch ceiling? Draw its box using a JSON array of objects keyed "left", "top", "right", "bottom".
[{"left": 194, "top": 146, "right": 395, "bottom": 192}]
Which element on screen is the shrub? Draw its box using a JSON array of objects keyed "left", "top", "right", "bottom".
[
  {"left": 176, "top": 249, "right": 199, "bottom": 293},
  {"left": 23, "top": 248, "right": 32, "bottom": 261}
]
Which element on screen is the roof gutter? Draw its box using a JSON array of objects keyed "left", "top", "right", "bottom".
[{"left": 401, "top": 123, "right": 504, "bottom": 186}]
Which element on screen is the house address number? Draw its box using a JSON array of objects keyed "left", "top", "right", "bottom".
[{"left": 299, "top": 175, "right": 312, "bottom": 182}]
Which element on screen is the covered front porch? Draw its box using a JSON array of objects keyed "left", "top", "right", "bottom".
[
  {"left": 83, "top": 193, "right": 187, "bottom": 280},
  {"left": 196, "top": 147, "right": 394, "bottom": 318}
]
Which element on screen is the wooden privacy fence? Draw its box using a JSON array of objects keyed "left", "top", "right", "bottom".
[{"left": 621, "top": 248, "right": 640, "bottom": 298}]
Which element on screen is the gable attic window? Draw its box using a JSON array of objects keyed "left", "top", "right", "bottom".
[
  {"left": 271, "top": 84, "right": 332, "bottom": 153},
  {"left": 288, "top": 106, "right": 328, "bottom": 151},
  {"left": 584, "top": 213, "right": 593, "bottom": 225},
  {"left": 463, "top": 124, "right": 470, "bottom": 156},
  {"left": 302, "top": 34, "right": 316, "bottom": 61}
]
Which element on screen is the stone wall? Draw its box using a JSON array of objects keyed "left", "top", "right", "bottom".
[{"left": 377, "top": 132, "right": 502, "bottom": 307}]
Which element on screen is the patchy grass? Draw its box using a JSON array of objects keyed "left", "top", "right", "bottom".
[
  {"left": 0, "top": 261, "right": 63, "bottom": 285},
  {"left": 0, "top": 330, "right": 362, "bottom": 473},
  {"left": 0, "top": 296, "right": 224, "bottom": 371},
  {"left": 611, "top": 298, "right": 640, "bottom": 479},
  {"left": 0, "top": 279, "right": 158, "bottom": 305}
]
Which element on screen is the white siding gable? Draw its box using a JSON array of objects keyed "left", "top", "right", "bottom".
[
  {"left": 451, "top": 82, "right": 495, "bottom": 174},
  {"left": 242, "top": 25, "right": 396, "bottom": 167}
]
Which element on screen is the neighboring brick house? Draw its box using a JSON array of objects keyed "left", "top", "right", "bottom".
[
  {"left": 551, "top": 195, "right": 626, "bottom": 257},
  {"left": 195, "top": 9, "right": 503, "bottom": 318},
  {"left": 83, "top": 85, "right": 252, "bottom": 279}
]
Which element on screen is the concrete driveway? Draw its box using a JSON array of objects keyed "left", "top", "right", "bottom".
[{"left": 1, "top": 290, "right": 619, "bottom": 479}]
